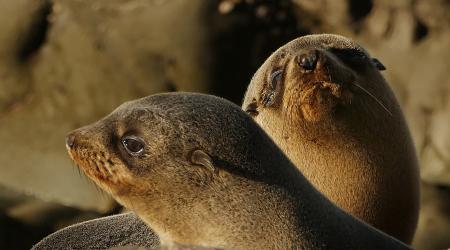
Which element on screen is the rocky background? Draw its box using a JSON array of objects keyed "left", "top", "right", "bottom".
[{"left": 0, "top": 0, "right": 448, "bottom": 249}]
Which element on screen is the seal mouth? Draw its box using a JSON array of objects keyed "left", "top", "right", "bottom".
[
  {"left": 305, "top": 79, "right": 353, "bottom": 104},
  {"left": 303, "top": 80, "right": 346, "bottom": 98},
  {"left": 293, "top": 80, "right": 351, "bottom": 122}
]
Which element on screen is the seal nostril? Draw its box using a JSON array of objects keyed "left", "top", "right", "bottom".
[
  {"left": 297, "top": 50, "right": 319, "bottom": 71},
  {"left": 66, "top": 134, "right": 76, "bottom": 149}
]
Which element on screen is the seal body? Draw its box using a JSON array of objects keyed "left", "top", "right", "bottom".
[
  {"left": 32, "top": 212, "right": 157, "bottom": 250},
  {"left": 242, "top": 34, "right": 420, "bottom": 243},
  {"left": 65, "top": 92, "right": 410, "bottom": 250}
]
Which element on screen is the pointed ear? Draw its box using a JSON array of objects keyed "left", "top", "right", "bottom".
[
  {"left": 371, "top": 58, "right": 386, "bottom": 71},
  {"left": 190, "top": 149, "right": 215, "bottom": 172}
]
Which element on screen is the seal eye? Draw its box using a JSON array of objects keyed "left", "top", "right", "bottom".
[
  {"left": 261, "top": 69, "right": 283, "bottom": 107},
  {"left": 329, "top": 48, "right": 371, "bottom": 70},
  {"left": 121, "top": 136, "right": 145, "bottom": 155},
  {"left": 270, "top": 70, "right": 283, "bottom": 85}
]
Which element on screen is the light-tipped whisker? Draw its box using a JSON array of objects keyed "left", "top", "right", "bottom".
[{"left": 352, "top": 81, "right": 393, "bottom": 117}]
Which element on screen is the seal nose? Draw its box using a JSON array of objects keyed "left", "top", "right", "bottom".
[
  {"left": 66, "top": 133, "right": 76, "bottom": 149},
  {"left": 297, "top": 49, "right": 319, "bottom": 71}
]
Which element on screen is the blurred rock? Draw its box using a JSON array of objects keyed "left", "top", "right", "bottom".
[
  {"left": 0, "top": 211, "right": 50, "bottom": 250},
  {"left": 0, "top": 0, "right": 215, "bottom": 211},
  {"left": 7, "top": 198, "right": 99, "bottom": 228},
  {"left": 413, "top": 183, "right": 450, "bottom": 250},
  {"left": 0, "top": 185, "right": 28, "bottom": 210},
  {"left": 0, "top": 0, "right": 310, "bottom": 212},
  {"left": 210, "top": 0, "right": 307, "bottom": 103},
  {"left": 0, "top": 189, "right": 105, "bottom": 249}
]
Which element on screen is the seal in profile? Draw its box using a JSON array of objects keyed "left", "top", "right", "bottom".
[{"left": 65, "top": 92, "right": 411, "bottom": 249}]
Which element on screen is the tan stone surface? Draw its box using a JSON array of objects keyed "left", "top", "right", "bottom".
[{"left": 0, "top": 0, "right": 212, "bottom": 211}]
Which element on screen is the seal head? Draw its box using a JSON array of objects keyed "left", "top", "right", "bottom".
[
  {"left": 245, "top": 34, "right": 389, "bottom": 127},
  {"left": 65, "top": 93, "right": 299, "bottom": 248}
]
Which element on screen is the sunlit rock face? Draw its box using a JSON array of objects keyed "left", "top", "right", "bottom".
[{"left": 0, "top": 0, "right": 213, "bottom": 211}]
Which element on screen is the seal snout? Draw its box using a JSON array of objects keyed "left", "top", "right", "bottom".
[
  {"left": 66, "top": 133, "right": 76, "bottom": 149},
  {"left": 65, "top": 129, "right": 121, "bottom": 185},
  {"left": 296, "top": 49, "right": 319, "bottom": 71},
  {"left": 65, "top": 131, "right": 82, "bottom": 160}
]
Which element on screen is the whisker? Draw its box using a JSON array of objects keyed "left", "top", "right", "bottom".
[
  {"left": 76, "top": 165, "right": 81, "bottom": 178},
  {"left": 71, "top": 162, "right": 80, "bottom": 179},
  {"left": 128, "top": 196, "right": 137, "bottom": 212},
  {"left": 325, "top": 65, "right": 333, "bottom": 82},
  {"left": 352, "top": 81, "right": 393, "bottom": 116},
  {"left": 102, "top": 163, "right": 114, "bottom": 176},
  {"left": 98, "top": 186, "right": 108, "bottom": 199},
  {"left": 88, "top": 177, "right": 106, "bottom": 197}
]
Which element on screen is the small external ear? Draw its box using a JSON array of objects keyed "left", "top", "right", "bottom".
[
  {"left": 372, "top": 58, "right": 386, "bottom": 71},
  {"left": 190, "top": 149, "right": 215, "bottom": 172},
  {"left": 244, "top": 99, "right": 259, "bottom": 117}
]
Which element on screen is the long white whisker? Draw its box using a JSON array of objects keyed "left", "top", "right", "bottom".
[{"left": 352, "top": 82, "right": 393, "bottom": 117}]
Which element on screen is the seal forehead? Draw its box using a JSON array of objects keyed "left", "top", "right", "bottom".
[
  {"left": 109, "top": 97, "right": 173, "bottom": 128},
  {"left": 285, "top": 34, "right": 368, "bottom": 55},
  {"left": 253, "top": 34, "right": 370, "bottom": 80},
  {"left": 124, "top": 92, "right": 248, "bottom": 124}
]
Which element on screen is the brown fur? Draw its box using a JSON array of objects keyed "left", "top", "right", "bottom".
[
  {"left": 67, "top": 92, "right": 410, "bottom": 250},
  {"left": 242, "top": 34, "right": 420, "bottom": 243}
]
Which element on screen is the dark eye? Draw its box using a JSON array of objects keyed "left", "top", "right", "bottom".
[
  {"left": 270, "top": 69, "right": 283, "bottom": 84},
  {"left": 330, "top": 48, "right": 368, "bottom": 68},
  {"left": 262, "top": 69, "right": 283, "bottom": 107},
  {"left": 121, "top": 135, "right": 145, "bottom": 156}
]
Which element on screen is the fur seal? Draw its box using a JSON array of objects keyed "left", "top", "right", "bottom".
[
  {"left": 32, "top": 212, "right": 157, "bottom": 249},
  {"left": 64, "top": 92, "right": 410, "bottom": 249},
  {"left": 242, "top": 34, "right": 420, "bottom": 243}
]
